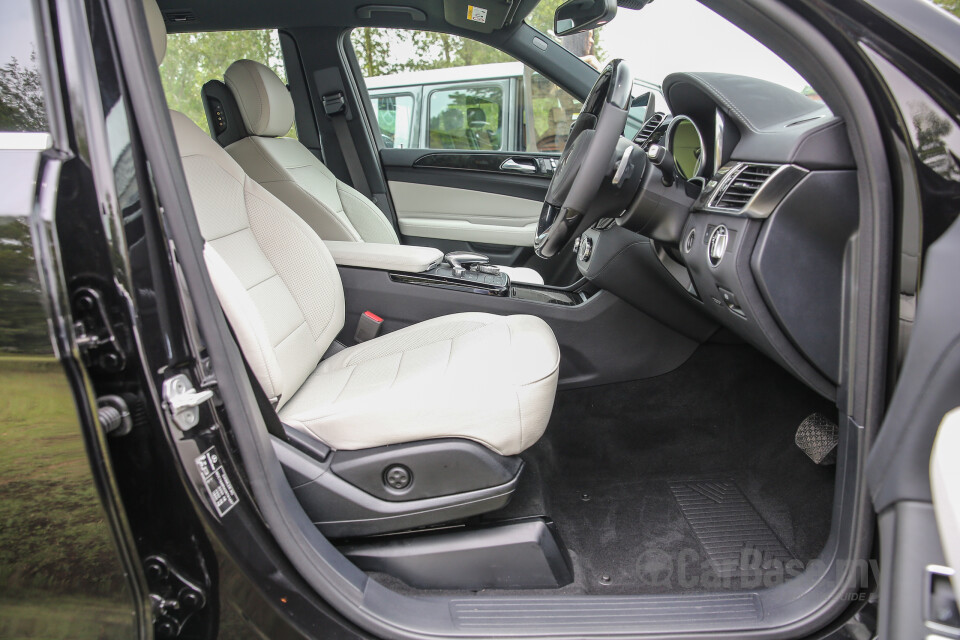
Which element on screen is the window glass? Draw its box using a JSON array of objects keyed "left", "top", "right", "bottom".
[
  {"left": 0, "top": 0, "right": 48, "bottom": 132},
  {"left": 525, "top": 72, "right": 579, "bottom": 152},
  {"left": 371, "top": 93, "right": 415, "bottom": 149},
  {"left": 428, "top": 85, "right": 503, "bottom": 150},
  {"left": 160, "top": 29, "right": 296, "bottom": 137},
  {"left": 526, "top": 0, "right": 823, "bottom": 109},
  {"left": 351, "top": 28, "right": 581, "bottom": 153}
]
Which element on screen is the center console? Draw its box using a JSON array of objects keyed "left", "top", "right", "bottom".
[
  {"left": 391, "top": 264, "right": 583, "bottom": 306},
  {"left": 333, "top": 243, "right": 700, "bottom": 390}
]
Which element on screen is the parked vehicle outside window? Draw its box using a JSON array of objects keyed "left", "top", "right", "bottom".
[{"left": 353, "top": 30, "right": 596, "bottom": 153}]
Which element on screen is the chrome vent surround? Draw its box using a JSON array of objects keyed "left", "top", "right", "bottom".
[
  {"left": 708, "top": 163, "right": 780, "bottom": 212},
  {"left": 634, "top": 113, "right": 665, "bottom": 146}
]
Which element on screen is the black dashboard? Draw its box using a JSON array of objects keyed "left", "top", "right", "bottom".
[{"left": 581, "top": 72, "right": 859, "bottom": 399}]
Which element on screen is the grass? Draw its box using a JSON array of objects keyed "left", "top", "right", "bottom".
[{"left": 0, "top": 355, "right": 136, "bottom": 637}]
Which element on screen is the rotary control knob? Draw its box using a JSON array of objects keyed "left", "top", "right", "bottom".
[
  {"left": 384, "top": 465, "right": 412, "bottom": 490},
  {"left": 578, "top": 237, "right": 594, "bottom": 262},
  {"left": 708, "top": 225, "right": 728, "bottom": 267}
]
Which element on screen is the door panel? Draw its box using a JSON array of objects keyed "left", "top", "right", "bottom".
[
  {"left": 389, "top": 180, "right": 541, "bottom": 246},
  {"left": 931, "top": 408, "right": 960, "bottom": 602},
  {"left": 0, "top": 148, "right": 137, "bottom": 639},
  {"left": 868, "top": 175, "right": 960, "bottom": 639},
  {"left": 381, "top": 148, "right": 553, "bottom": 255}
]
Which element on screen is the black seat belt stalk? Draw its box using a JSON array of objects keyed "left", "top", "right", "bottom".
[{"left": 322, "top": 91, "right": 373, "bottom": 199}]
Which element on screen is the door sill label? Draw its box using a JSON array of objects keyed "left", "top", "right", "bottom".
[{"left": 196, "top": 446, "right": 239, "bottom": 517}]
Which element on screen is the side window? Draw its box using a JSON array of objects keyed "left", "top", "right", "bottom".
[
  {"left": 428, "top": 84, "right": 503, "bottom": 150},
  {"left": 351, "top": 28, "right": 581, "bottom": 153},
  {"left": 0, "top": 0, "right": 48, "bottom": 133},
  {"left": 525, "top": 72, "right": 579, "bottom": 152},
  {"left": 159, "top": 29, "right": 296, "bottom": 138},
  {"left": 370, "top": 92, "right": 415, "bottom": 149}
]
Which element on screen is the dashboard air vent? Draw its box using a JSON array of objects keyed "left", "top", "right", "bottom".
[
  {"left": 634, "top": 113, "right": 664, "bottom": 146},
  {"left": 712, "top": 164, "right": 778, "bottom": 211}
]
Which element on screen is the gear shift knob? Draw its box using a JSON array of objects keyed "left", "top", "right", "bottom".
[{"left": 444, "top": 251, "right": 490, "bottom": 271}]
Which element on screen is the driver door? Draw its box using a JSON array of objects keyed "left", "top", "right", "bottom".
[
  {"left": 868, "top": 190, "right": 960, "bottom": 637},
  {"left": 350, "top": 29, "right": 580, "bottom": 279}
]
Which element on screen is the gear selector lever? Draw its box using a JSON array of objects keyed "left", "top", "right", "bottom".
[{"left": 444, "top": 251, "right": 491, "bottom": 277}]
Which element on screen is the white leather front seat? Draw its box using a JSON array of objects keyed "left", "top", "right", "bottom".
[
  {"left": 220, "top": 59, "right": 545, "bottom": 285},
  {"left": 145, "top": 2, "right": 559, "bottom": 456}
]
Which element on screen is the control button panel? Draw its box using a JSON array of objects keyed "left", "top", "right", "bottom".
[{"left": 717, "top": 286, "right": 745, "bottom": 318}]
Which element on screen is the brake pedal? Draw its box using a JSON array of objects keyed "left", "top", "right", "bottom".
[{"left": 795, "top": 413, "right": 839, "bottom": 465}]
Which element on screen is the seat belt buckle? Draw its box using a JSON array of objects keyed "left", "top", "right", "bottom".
[
  {"left": 322, "top": 92, "right": 346, "bottom": 116},
  {"left": 354, "top": 311, "right": 383, "bottom": 343}
]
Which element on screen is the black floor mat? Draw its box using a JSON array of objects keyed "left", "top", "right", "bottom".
[
  {"left": 490, "top": 343, "right": 837, "bottom": 595},
  {"left": 372, "top": 344, "right": 837, "bottom": 597},
  {"left": 668, "top": 479, "right": 793, "bottom": 579}
]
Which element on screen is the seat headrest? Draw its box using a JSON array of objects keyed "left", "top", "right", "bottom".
[
  {"left": 143, "top": 0, "right": 167, "bottom": 66},
  {"left": 224, "top": 60, "right": 295, "bottom": 138}
]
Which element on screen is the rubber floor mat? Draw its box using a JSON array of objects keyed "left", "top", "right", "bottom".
[{"left": 669, "top": 479, "right": 794, "bottom": 578}]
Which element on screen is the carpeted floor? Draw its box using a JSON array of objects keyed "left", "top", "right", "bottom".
[
  {"left": 369, "top": 343, "right": 838, "bottom": 596},
  {"left": 490, "top": 343, "right": 838, "bottom": 594}
]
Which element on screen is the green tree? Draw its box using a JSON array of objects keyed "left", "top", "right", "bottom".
[
  {"left": 0, "top": 52, "right": 47, "bottom": 132},
  {"left": 0, "top": 220, "right": 51, "bottom": 355},
  {"left": 354, "top": 27, "right": 407, "bottom": 76},
  {"left": 160, "top": 30, "right": 288, "bottom": 134},
  {"left": 934, "top": 0, "right": 960, "bottom": 17},
  {"left": 525, "top": 0, "right": 605, "bottom": 63}
]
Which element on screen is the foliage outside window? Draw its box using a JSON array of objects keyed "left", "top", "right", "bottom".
[
  {"left": 0, "top": 0, "right": 48, "bottom": 133},
  {"left": 160, "top": 29, "right": 295, "bottom": 138}
]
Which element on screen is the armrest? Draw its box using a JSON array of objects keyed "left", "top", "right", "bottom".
[{"left": 324, "top": 241, "right": 444, "bottom": 273}]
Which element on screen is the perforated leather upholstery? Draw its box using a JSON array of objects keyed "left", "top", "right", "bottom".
[
  {"left": 221, "top": 59, "right": 544, "bottom": 284},
  {"left": 171, "top": 110, "right": 559, "bottom": 453},
  {"left": 152, "top": 27, "right": 558, "bottom": 454},
  {"left": 281, "top": 313, "right": 559, "bottom": 454}
]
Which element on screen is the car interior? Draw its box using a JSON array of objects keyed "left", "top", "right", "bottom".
[{"left": 141, "top": 0, "right": 882, "bottom": 633}]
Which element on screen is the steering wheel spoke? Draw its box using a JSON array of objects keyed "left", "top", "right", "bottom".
[{"left": 535, "top": 59, "right": 636, "bottom": 258}]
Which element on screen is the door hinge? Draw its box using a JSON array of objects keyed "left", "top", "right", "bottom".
[
  {"left": 72, "top": 287, "right": 126, "bottom": 371},
  {"left": 162, "top": 373, "right": 214, "bottom": 431},
  {"left": 143, "top": 555, "right": 207, "bottom": 638}
]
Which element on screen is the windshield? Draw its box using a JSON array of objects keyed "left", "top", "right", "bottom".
[{"left": 527, "top": 0, "right": 819, "bottom": 99}]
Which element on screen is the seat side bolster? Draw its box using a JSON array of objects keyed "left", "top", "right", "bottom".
[
  {"left": 337, "top": 181, "right": 400, "bottom": 244},
  {"left": 242, "top": 174, "right": 347, "bottom": 355},
  {"left": 204, "top": 245, "right": 285, "bottom": 400}
]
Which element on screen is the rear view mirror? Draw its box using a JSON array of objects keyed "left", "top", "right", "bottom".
[{"left": 554, "top": 0, "right": 617, "bottom": 37}]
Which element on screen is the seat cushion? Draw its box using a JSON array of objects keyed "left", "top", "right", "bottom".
[{"left": 279, "top": 313, "right": 560, "bottom": 456}]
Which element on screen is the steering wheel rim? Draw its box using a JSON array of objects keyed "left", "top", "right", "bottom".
[{"left": 534, "top": 59, "right": 633, "bottom": 259}]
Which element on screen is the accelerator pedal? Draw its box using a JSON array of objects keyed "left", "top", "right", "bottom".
[{"left": 795, "top": 412, "right": 839, "bottom": 465}]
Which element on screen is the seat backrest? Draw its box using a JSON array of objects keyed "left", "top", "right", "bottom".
[
  {"left": 145, "top": 1, "right": 342, "bottom": 408},
  {"left": 172, "top": 111, "right": 345, "bottom": 408},
  {"left": 222, "top": 60, "right": 399, "bottom": 245}
]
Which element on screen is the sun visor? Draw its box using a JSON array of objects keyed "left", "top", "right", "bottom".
[{"left": 443, "top": 0, "right": 516, "bottom": 33}]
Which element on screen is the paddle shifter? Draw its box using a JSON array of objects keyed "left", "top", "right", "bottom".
[{"left": 444, "top": 251, "right": 501, "bottom": 277}]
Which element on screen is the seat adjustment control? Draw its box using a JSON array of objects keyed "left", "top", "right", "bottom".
[{"left": 384, "top": 465, "right": 412, "bottom": 490}]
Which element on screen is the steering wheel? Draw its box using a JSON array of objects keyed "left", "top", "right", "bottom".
[{"left": 534, "top": 59, "right": 633, "bottom": 258}]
